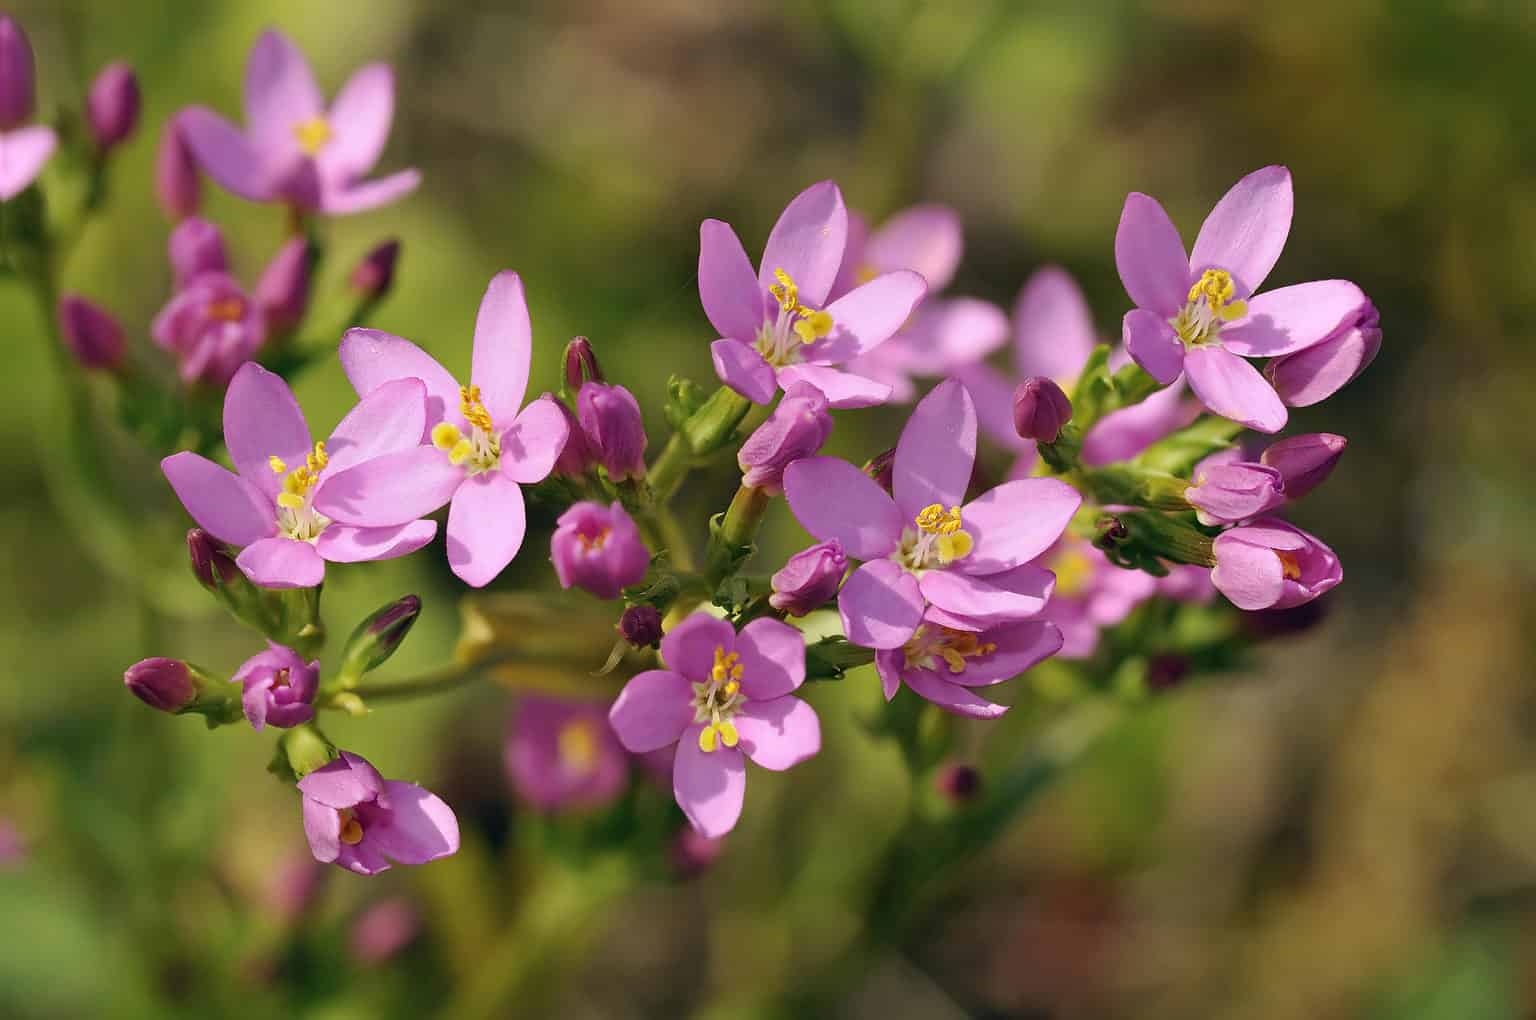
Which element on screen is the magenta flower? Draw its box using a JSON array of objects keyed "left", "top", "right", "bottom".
[
  {"left": 784, "top": 379, "right": 1080, "bottom": 650},
  {"left": 178, "top": 30, "right": 419, "bottom": 216},
  {"left": 550, "top": 501, "right": 650, "bottom": 600},
  {"left": 1211, "top": 518, "right": 1342, "bottom": 611},
  {"left": 0, "top": 16, "right": 54, "bottom": 201},
  {"left": 1266, "top": 300, "right": 1381, "bottom": 407},
  {"left": 162, "top": 362, "right": 437, "bottom": 589},
  {"left": 505, "top": 695, "right": 628, "bottom": 811},
  {"left": 737, "top": 381, "right": 833, "bottom": 492},
  {"left": 1037, "top": 538, "right": 1157, "bottom": 659},
  {"left": 576, "top": 382, "right": 647, "bottom": 482},
  {"left": 298, "top": 751, "right": 459, "bottom": 876},
  {"left": 315, "top": 272, "right": 570, "bottom": 587},
  {"left": 874, "top": 616, "right": 1063, "bottom": 719},
  {"left": 1115, "top": 166, "right": 1369, "bottom": 432},
  {"left": 609, "top": 614, "right": 820, "bottom": 837},
  {"left": 701, "top": 181, "right": 927, "bottom": 408},
  {"left": 234, "top": 643, "right": 319, "bottom": 731}
]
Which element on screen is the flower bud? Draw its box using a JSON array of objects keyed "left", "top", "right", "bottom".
[
  {"left": 0, "top": 16, "right": 36, "bottom": 131},
  {"left": 349, "top": 899, "right": 420, "bottom": 966},
  {"left": 670, "top": 828, "right": 726, "bottom": 880},
  {"left": 551, "top": 502, "right": 650, "bottom": 600},
  {"left": 1184, "top": 459, "right": 1285, "bottom": 526},
  {"left": 738, "top": 382, "right": 832, "bottom": 493},
  {"left": 168, "top": 216, "right": 228, "bottom": 286},
  {"left": 863, "top": 447, "right": 896, "bottom": 495},
  {"left": 1013, "top": 376, "right": 1072, "bottom": 444},
  {"left": 1266, "top": 301, "right": 1380, "bottom": 407},
  {"left": 340, "top": 595, "right": 421, "bottom": 682},
  {"left": 550, "top": 398, "right": 593, "bottom": 477},
  {"left": 1145, "top": 653, "right": 1190, "bottom": 693},
  {"left": 577, "top": 383, "right": 647, "bottom": 482},
  {"left": 56, "top": 295, "right": 125, "bottom": 371},
  {"left": 769, "top": 540, "right": 846, "bottom": 616},
  {"left": 349, "top": 239, "right": 399, "bottom": 299},
  {"left": 255, "top": 236, "right": 312, "bottom": 333},
  {"left": 1211, "top": 519, "right": 1341, "bottom": 612},
  {"left": 934, "top": 762, "right": 983, "bottom": 804},
  {"left": 124, "top": 657, "right": 197, "bottom": 713},
  {"left": 562, "top": 336, "right": 602, "bottom": 393},
  {"left": 86, "top": 62, "right": 140, "bottom": 152},
  {"left": 618, "top": 605, "right": 663, "bottom": 649},
  {"left": 234, "top": 645, "right": 319, "bottom": 731},
  {"left": 1260, "top": 433, "right": 1346, "bottom": 502}
]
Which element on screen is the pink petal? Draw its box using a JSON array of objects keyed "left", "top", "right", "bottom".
[
  {"left": 446, "top": 472, "right": 525, "bottom": 587},
  {"left": 168, "top": 218, "right": 229, "bottom": 286},
  {"left": 243, "top": 30, "right": 322, "bottom": 154},
  {"left": 321, "top": 168, "right": 420, "bottom": 215},
  {"left": 317, "top": 520, "right": 436, "bottom": 563},
  {"left": 339, "top": 328, "right": 463, "bottom": 434},
  {"left": 1122, "top": 308, "right": 1185, "bottom": 385},
  {"left": 672, "top": 730, "right": 746, "bottom": 838},
  {"left": 733, "top": 696, "right": 820, "bottom": 771},
  {"left": 323, "top": 377, "right": 428, "bottom": 476},
  {"left": 893, "top": 378, "right": 976, "bottom": 522},
  {"left": 876, "top": 650, "right": 902, "bottom": 701},
  {"left": 323, "top": 63, "right": 393, "bottom": 179},
  {"left": 839, "top": 559, "right": 924, "bottom": 650},
  {"left": 224, "top": 362, "right": 313, "bottom": 498},
  {"left": 236, "top": 536, "right": 325, "bottom": 589},
  {"left": 734, "top": 618, "right": 805, "bottom": 700},
  {"left": 610, "top": 669, "right": 696, "bottom": 751},
  {"left": 314, "top": 447, "right": 464, "bottom": 527},
  {"left": 903, "top": 668, "right": 1008, "bottom": 719},
  {"left": 368, "top": 781, "right": 460, "bottom": 865},
  {"left": 782, "top": 456, "right": 901, "bottom": 561},
  {"left": 469, "top": 271, "right": 532, "bottom": 425},
  {"left": 298, "top": 751, "right": 385, "bottom": 807},
  {"left": 1190, "top": 166, "right": 1292, "bottom": 296},
  {"left": 951, "top": 620, "right": 1063, "bottom": 686},
  {"left": 1184, "top": 345, "right": 1287, "bottom": 433},
  {"left": 178, "top": 107, "right": 275, "bottom": 201},
  {"left": 1210, "top": 537, "right": 1285, "bottom": 611},
  {"left": 275, "top": 156, "right": 322, "bottom": 211},
  {"left": 161, "top": 451, "right": 276, "bottom": 547},
  {"left": 1115, "top": 192, "right": 1190, "bottom": 317},
  {"left": 1081, "top": 384, "right": 1199, "bottom": 466},
  {"left": 699, "top": 218, "right": 765, "bottom": 343},
  {"left": 302, "top": 797, "right": 341, "bottom": 863},
  {"left": 919, "top": 569, "right": 1048, "bottom": 623},
  {"left": 956, "top": 363, "right": 1027, "bottom": 452},
  {"left": 775, "top": 363, "right": 891, "bottom": 409},
  {"left": 0, "top": 124, "right": 55, "bottom": 200},
  {"left": 758, "top": 180, "right": 847, "bottom": 307},
  {"left": 900, "top": 297, "right": 1010, "bottom": 372},
  {"left": 711, "top": 338, "right": 778, "bottom": 405},
  {"left": 1011, "top": 267, "right": 1098, "bottom": 382},
  {"left": 864, "top": 204, "right": 962, "bottom": 291},
  {"left": 803, "top": 269, "right": 927, "bottom": 365},
  {"left": 661, "top": 614, "right": 736, "bottom": 683},
  {"left": 1267, "top": 323, "right": 1381, "bottom": 408},
  {"left": 960, "top": 478, "right": 1081, "bottom": 575},
  {"left": 499, "top": 395, "right": 569, "bottom": 484},
  {"left": 1219, "top": 280, "right": 1368, "bottom": 358}
]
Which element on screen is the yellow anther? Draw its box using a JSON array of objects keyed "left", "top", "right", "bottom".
[
  {"left": 711, "top": 647, "right": 743, "bottom": 684},
  {"left": 338, "top": 810, "right": 364, "bottom": 846},
  {"left": 307, "top": 442, "right": 328, "bottom": 472},
  {"left": 770, "top": 268, "right": 799, "bottom": 312},
  {"left": 577, "top": 528, "right": 611, "bottom": 552},
  {"left": 277, "top": 492, "right": 306, "bottom": 510},
  {"left": 431, "top": 422, "right": 462, "bottom": 451},
  {"left": 902, "top": 625, "right": 996, "bottom": 675},
  {"left": 723, "top": 679, "right": 740, "bottom": 698},
  {"left": 294, "top": 116, "right": 332, "bottom": 156},
  {"left": 698, "top": 725, "right": 719, "bottom": 753},
  {"left": 206, "top": 297, "right": 247, "bottom": 322},
  {"left": 448, "top": 439, "right": 474, "bottom": 466},
  {"left": 936, "top": 529, "right": 974, "bottom": 565},
  {"left": 460, "top": 385, "right": 496, "bottom": 434},
  {"left": 269, "top": 456, "right": 287, "bottom": 474},
  {"left": 557, "top": 720, "right": 599, "bottom": 773},
  {"left": 717, "top": 719, "right": 739, "bottom": 749},
  {"left": 793, "top": 309, "right": 834, "bottom": 344},
  {"left": 1053, "top": 549, "right": 1094, "bottom": 597},
  {"left": 1277, "top": 550, "right": 1303, "bottom": 582},
  {"left": 915, "top": 503, "right": 963, "bottom": 536},
  {"left": 1188, "top": 269, "right": 1246, "bottom": 321},
  {"left": 1218, "top": 298, "right": 1248, "bottom": 322}
]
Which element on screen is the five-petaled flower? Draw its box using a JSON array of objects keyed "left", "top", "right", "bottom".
[
  {"left": 505, "top": 695, "right": 629, "bottom": 812},
  {"left": 298, "top": 751, "right": 460, "bottom": 876},
  {"left": 875, "top": 616, "right": 1063, "bottom": 719}
]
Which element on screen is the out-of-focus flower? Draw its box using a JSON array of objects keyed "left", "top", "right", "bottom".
[
  {"left": 1260, "top": 433, "right": 1346, "bottom": 501},
  {"left": 1115, "top": 166, "right": 1369, "bottom": 432},
  {"left": 609, "top": 614, "right": 820, "bottom": 837},
  {"left": 124, "top": 657, "right": 198, "bottom": 712},
  {"left": 1211, "top": 518, "right": 1341, "bottom": 611},
  {"left": 264, "top": 850, "right": 324, "bottom": 923},
  {"left": 233, "top": 643, "right": 319, "bottom": 731},
  {"left": 784, "top": 379, "right": 1079, "bottom": 650},
  {"left": 151, "top": 270, "right": 264, "bottom": 386},
  {"left": 1266, "top": 301, "right": 1380, "bottom": 407},
  {"left": 86, "top": 62, "right": 141, "bottom": 152},
  {"left": 349, "top": 898, "right": 420, "bottom": 965},
  {"left": 702, "top": 181, "right": 926, "bottom": 408},
  {"left": 874, "top": 615, "right": 1062, "bottom": 719},
  {"left": 298, "top": 751, "right": 459, "bottom": 876},
  {"left": 57, "top": 295, "right": 125, "bottom": 371},
  {"left": 550, "top": 501, "right": 649, "bottom": 600},
  {"left": 318, "top": 273, "right": 570, "bottom": 587},
  {"left": 1039, "top": 538, "right": 1157, "bottom": 659},
  {"left": 0, "top": 818, "right": 23, "bottom": 869},
  {"left": 618, "top": 604, "right": 663, "bottom": 649},
  {"left": 1185, "top": 456, "right": 1286, "bottom": 526},
  {"left": 254, "top": 236, "right": 312, "bottom": 333},
  {"left": 155, "top": 115, "right": 201, "bottom": 219},
  {"left": 1157, "top": 564, "right": 1217, "bottom": 603},
  {"left": 670, "top": 828, "right": 725, "bottom": 879},
  {"left": 738, "top": 382, "right": 832, "bottom": 492},
  {"left": 505, "top": 696, "right": 628, "bottom": 811},
  {"left": 1012, "top": 377, "right": 1072, "bottom": 444},
  {"left": 0, "top": 16, "right": 55, "bottom": 201},
  {"left": 934, "top": 762, "right": 983, "bottom": 804},
  {"left": 162, "top": 362, "right": 437, "bottom": 588},
  {"left": 349, "top": 239, "right": 399, "bottom": 299},
  {"left": 179, "top": 30, "right": 419, "bottom": 215},
  {"left": 769, "top": 540, "right": 846, "bottom": 616},
  {"left": 168, "top": 217, "right": 229, "bottom": 286},
  {"left": 576, "top": 382, "right": 646, "bottom": 482}
]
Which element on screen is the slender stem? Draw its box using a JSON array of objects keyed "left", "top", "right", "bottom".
[
  {"left": 342, "top": 665, "right": 480, "bottom": 704},
  {"left": 646, "top": 432, "right": 691, "bottom": 506},
  {"left": 706, "top": 483, "right": 771, "bottom": 586}
]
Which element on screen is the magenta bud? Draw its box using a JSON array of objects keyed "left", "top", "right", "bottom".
[
  {"left": 934, "top": 763, "right": 982, "bottom": 804},
  {"left": 56, "top": 295, "right": 125, "bottom": 371},
  {"left": 769, "top": 540, "right": 847, "bottom": 616},
  {"left": 863, "top": 447, "right": 896, "bottom": 494},
  {"left": 124, "top": 657, "right": 197, "bottom": 713},
  {"left": 341, "top": 594, "right": 421, "bottom": 679},
  {"left": 577, "top": 382, "right": 647, "bottom": 482},
  {"left": 551, "top": 501, "right": 650, "bottom": 600},
  {"left": 155, "top": 115, "right": 201, "bottom": 221},
  {"left": 618, "top": 604, "right": 663, "bottom": 649},
  {"left": 1185, "top": 459, "right": 1286, "bottom": 526},
  {"left": 739, "top": 382, "right": 833, "bottom": 493},
  {"left": 551, "top": 398, "right": 594, "bottom": 477},
  {"left": 349, "top": 898, "right": 420, "bottom": 966},
  {"left": 0, "top": 16, "right": 36, "bottom": 130},
  {"left": 563, "top": 336, "right": 602, "bottom": 392},
  {"left": 1266, "top": 301, "right": 1380, "bottom": 407},
  {"left": 1013, "top": 376, "right": 1072, "bottom": 444},
  {"left": 234, "top": 645, "right": 319, "bottom": 731},
  {"left": 86, "top": 62, "right": 140, "bottom": 151},
  {"left": 1260, "top": 433, "right": 1346, "bottom": 502},
  {"left": 670, "top": 828, "right": 726, "bottom": 880},
  {"left": 1211, "top": 519, "right": 1341, "bottom": 612},
  {"left": 255, "top": 237, "right": 312, "bottom": 333},
  {"left": 167, "top": 216, "right": 227, "bottom": 288},
  {"left": 349, "top": 239, "right": 399, "bottom": 299},
  {"left": 186, "top": 528, "right": 240, "bottom": 588}
]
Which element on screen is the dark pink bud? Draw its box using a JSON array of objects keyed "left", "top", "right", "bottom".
[
  {"left": 1013, "top": 376, "right": 1072, "bottom": 443},
  {"left": 769, "top": 540, "right": 846, "bottom": 616},
  {"left": 577, "top": 383, "right": 647, "bottom": 482},
  {"left": 255, "top": 237, "right": 313, "bottom": 333},
  {"left": 187, "top": 528, "right": 240, "bottom": 589},
  {"left": 562, "top": 336, "right": 602, "bottom": 392},
  {"left": 1260, "top": 433, "right": 1346, "bottom": 502},
  {"left": 124, "top": 657, "right": 196, "bottom": 713},
  {"left": 155, "top": 115, "right": 201, "bottom": 221},
  {"left": 862, "top": 447, "right": 896, "bottom": 495},
  {"left": 349, "top": 239, "right": 399, "bottom": 299},
  {"left": 618, "top": 605, "right": 663, "bottom": 649},
  {"left": 86, "top": 62, "right": 140, "bottom": 151},
  {"left": 739, "top": 382, "right": 832, "bottom": 493},
  {"left": 0, "top": 16, "right": 36, "bottom": 130},
  {"left": 934, "top": 763, "right": 982, "bottom": 804},
  {"left": 56, "top": 295, "right": 125, "bottom": 371}
]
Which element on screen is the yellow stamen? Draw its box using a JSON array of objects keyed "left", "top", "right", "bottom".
[
  {"left": 294, "top": 116, "right": 332, "bottom": 156},
  {"left": 711, "top": 647, "right": 744, "bottom": 685},
  {"left": 903, "top": 625, "right": 997, "bottom": 675},
  {"left": 698, "top": 725, "right": 719, "bottom": 753},
  {"left": 577, "top": 528, "right": 611, "bottom": 552},
  {"left": 769, "top": 268, "right": 799, "bottom": 312},
  {"left": 723, "top": 680, "right": 740, "bottom": 698},
  {"left": 936, "top": 530, "right": 974, "bottom": 564},
  {"left": 338, "top": 810, "right": 364, "bottom": 846},
  {"left": 717, "top": 719, "right": 739, "bottom": 748},
  {"left": 767, "top": 267, "right": 835, "bottom": 345},
  {"left": 206, "top": 297, "right": 247, "bottom": 322},
  {"left": 277, "top": 492, "right": 306, "bottom": 510},
  {"left": 915, "top": 503, "right": 964, "bottom": 536},
  {"left": 431, "top": 422, "right": 463, "bottom": 451},
  {"left": 269, "top": 456, "right": 287, "bottom": 474},
  {"left": 448, "top": 439, "right": 474, "bottom": 466},
  {"left": 1277, "top": 550, "right": 1303, "bottom": 582},
  {"left": 557, "top": 719, "right": 599, "bottom": 774},
  {"left": 460, "top": 385, "right": 495, "bottom": 434},
  {"left": 1188, "top": 269, "right": 1247, "bottom": 320},
  {"left": 269, "top": 441, "right": 328, "bottom": 511}
]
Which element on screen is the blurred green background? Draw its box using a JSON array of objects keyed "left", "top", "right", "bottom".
[{"left": 3, "top": 1, "right": 1535, "bottom": 1017}]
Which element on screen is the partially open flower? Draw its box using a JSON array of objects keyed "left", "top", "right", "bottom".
[
  {"left": 738, "top": 382, "right": 832, "bottom": 493},
  {"left": 234, "top": 643, "right": 319, "bottom": 731},
  {"left": 298, "top": 751, "right": 459, "bottom": 876},
  {"left": 1211, "top": 519, "right": 1341, "bottom": 611},
  {"left": 550, "top": 501, "right": 649, "bottom": 600}
]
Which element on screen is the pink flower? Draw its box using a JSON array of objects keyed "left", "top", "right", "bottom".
[
  {"left": 0, "top": 16, "right": 54, "bottom": 201},
  {"left": 178, "top": 30, "right": 419, "bottom": 216},
  {"left": 550, "top": 501, "right": 650, "bottom": 600},
  {"left": 1266, "top": 301, "right": 1381, "bottom": 407},
  {"left": 1037, "top": 538, "right": 1157, "bottom": 659},
  {"left": 701, "top": 181, "right": 927, "bottom": 408},
  {"left": 315, "top": 272, "right": 570, "bottom": 587},
  {"left": 1185, "top": 454, "right": 1286, "bottom": 526},
  {"left": 234, "top": 643, "right": 319, "bottom": 731},
  {"left": 1211, "top": 518, "right": 1342, "bottom": 611},
  {"left": 162, "top": 362, "right": 437, "bottom": 589},
  {"left": 505, "top": 696, "right": 628, "bottom": 811},
  {"left": 769, "top": 540, "right": 847, "bottom": 616},
  {"left": 608, "top": 614, "right": 820, "bottom": 837},
  {"left": 1115, "top": 166, "right": 1369, "bottom": 432},
  {"left": 737, "top": 381, "right": 833, "bottom": 493},
  {"left": 298, "top": 751, "right": 459, "bottom": 876},
  {"left": 874, "top": 616, "right": 1062, "bottom": 719},
  {"left": 784, "top": 379, "right": 1080, "bottom": 651}
]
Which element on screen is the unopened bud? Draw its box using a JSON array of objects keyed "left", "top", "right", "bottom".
[
  {"left": 1185, "top": 459, "right": 1285, "bottom": 526},
  {"left": 155, "top": 114, "right": 201, "bottom": 221},
  {"left": 738, "top": 382, "right": 832, "bottom": 493},
  {"left": 349, "top": 239, "right": 399, "bottom": 299},
  {"left": 670, "top": 828, "right": 726, "bottom": 880},
  {"left": 57, "top": 295, "right": 125, "bottom": 371},
  {"left": 562, "top": 336, "right": 602, "bottom": 393},
  {"left": 934, "top": 762, "right": 983, "bottom": 804},
  {"left": 1266, "top": 301, "right": 1380, "bottom": 407},
  {"left": 769, "top": 540, "right": 846, "bottom": 616},
  {"left": 577, "top": 382, "right": 647, "bottom": 482},
  {"left": 86, "top": 62, "right": 140, "bottom": 152},
  {"left": 1013, "top": 376, "right": 1072, "bottom": 444},
  {"left": 255, "top": 237, "right": 312, "bottom": 333},
  {"left": 339, "top": 595, "right": 421, "bottom": 683},
  {"left": 187, "top": 528, "right": 240, "bottom": 589},
  {"left": 551, "top": 399, "right": 594, "bottom": 477},
  {"left": 618, "top": 604, "right": 663, "bottom": 649},
  {"left": 1260, "top": 433, "right": 1346, "bottom": 502},
  {"left": 0, "top": 16, "right": 36, "bottom": 130},
  {"left": 124, "top": 657, "right": 197, "bottom": 712},
  {"left": 863, "top": 447, "right": 896, "bottom": 495}
]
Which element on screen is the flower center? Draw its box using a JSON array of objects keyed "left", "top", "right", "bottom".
[
  {"left": 431, "top": 385, "right": 502, "bottom": 475},
  {"left": 268, "top": 441, "right": 332, "bottom": 541},
  {"left": 576, "top": 527, "right": 612, "bottom": 553},
  {"left": 1051, "top": 547, "right": 1095, "bottom": 598},
  {"left": 902, "top": 624, "right": 997, "bottom": 675},
  {"left": 692, "top": 646, "right": 747, "bottom": 753},
  {"left": 1170, "top": 269, "right": 1247, "bottom": 348},
  {"left": 1276, "top": 550, "right": 1303, "bottom": 582},
  {"left": 337, "top": 808, "right": 365, "bottom": 846},
  {"left": 557, "top": 719, "right": 600, "bottom": 775},
  {"left": 754, "top": 268, "right": 835, "bottom": 367},
  {"left": 205, "top": 297, "right": 248, "bottom": 323},
  {"left": 294, "top": 116, "right": 332, "bottom": 156},
  {"left": 895, "top": 503, "right": 974, "bottom": 572}
]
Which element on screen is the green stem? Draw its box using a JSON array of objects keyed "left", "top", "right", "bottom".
[
  {"left": 706, "top": 483, "right": 771, "bottom": 586},
  {"left": 645, "top": 432, "right": 691, "bottom": 505}
]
